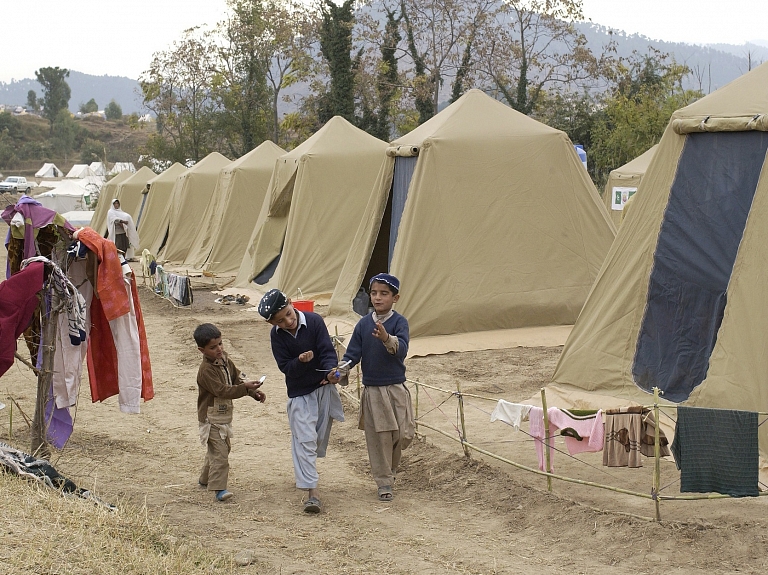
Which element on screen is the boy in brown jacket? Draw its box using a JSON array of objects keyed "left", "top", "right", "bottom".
[{"left": 195, "top": 323, "right": 265, "bottom": 502}]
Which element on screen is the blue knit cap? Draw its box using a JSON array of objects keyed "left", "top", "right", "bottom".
[
  {"left": 258, "top": 289, "right": 289, "bottom": 320},
  {"left": 369, "top": 273, "right": 400, "bottom": 294}
]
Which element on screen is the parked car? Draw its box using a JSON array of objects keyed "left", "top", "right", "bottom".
[{"left": 0, "top": 176, "right": 34, "bottom": 193}]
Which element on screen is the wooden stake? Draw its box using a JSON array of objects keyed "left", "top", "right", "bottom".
[
  {"left": 541, "top": 388, "right": 552, "bottom": 491},
  {"left": 653, "top": 387, "right": 662, "bottom": 522},
  {"left": 31, "top": 279, "right": 58, "bottom": 459},
  {"left": 457, "top": 380, "right": 470, "bottom": 458}
]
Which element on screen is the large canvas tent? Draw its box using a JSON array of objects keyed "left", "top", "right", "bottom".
[
  {"left": 328, "top": 89, "right": 616, "bottom": 339},
  {"left": 153, "top": 153, "right": 231, "bottom": 261},
  {"left": 136, "top": 163, "right": 187, "bottom": 251},
  {"left": 549, "top": 62, "right": 768, "bottom": 456},
  {"left": 603, "top": 144, "right": 659, "bottom": 226},
  {"left": 90, "top": 170, "right": 133, "bottom": 232},
  {"left": 235, "top": 117, "right": 388, "bottom": 298},
  {"left": 66, "top": 164, "right": 96, "bottom": 179},
  {"left": 182, "top": 141, "right": 285, "bottom": 273}
]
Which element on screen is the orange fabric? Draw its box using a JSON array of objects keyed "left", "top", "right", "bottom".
[
  {"left": 87, "top": 273, "right": 153, "bottom": 404},
  {"left": 76, "top": 227, "right": 130, "bottom": 321}
]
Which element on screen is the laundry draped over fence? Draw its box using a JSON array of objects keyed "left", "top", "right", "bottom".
[{"left": 490, "top": 399, "right": 759, "bottom": 497}]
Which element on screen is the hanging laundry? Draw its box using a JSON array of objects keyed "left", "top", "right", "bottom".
[
  {"left": 603, "top": 407, "right": 670, "bottom": 468},
  {"left": 76, "top": 228, "right": 153, "bottom": 413},
  {"left": 671, "top": 407, "right": 759, "bottom": 497},
  {"left": 166, "top": 273, "right": 193, "bottom": 306},
  {"left": 490, "top": 400, "right": 532, "bottom": 431},
  {"left": 529, "top": 407, "right": 604, "bottom": 472},
  {"left": 0, "top": 261, "right": 44, "bottom": 377}
]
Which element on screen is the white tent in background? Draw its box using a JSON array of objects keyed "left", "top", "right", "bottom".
[
  {"left": 34, "top": 180, "right": 93, "bottom": 213},
  {"left": 61, "top": 210, "right": 94, "bottom": 227},
  {"left": 66, "top": 164, "right": 96, "bottom": 179},
  {"left": 89, "top": 162, "right": 107, "bottom": 176},
  {"left": 35, "top": 163, "right": 62, "bottom": 179},
  {"left": 109, "top": 162, "right": 136, "bottom": 175}
]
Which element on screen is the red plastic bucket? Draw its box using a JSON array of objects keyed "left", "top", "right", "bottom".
[{"left": 292, "top": 300, "right": 314, "bottom": 313}]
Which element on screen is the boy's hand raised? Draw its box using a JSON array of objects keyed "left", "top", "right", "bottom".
[
  {"left": 372, "top": 321, "right": 390, "bottom": 342},
  {"left": 298, "top": 351, "right": 314, "bottom": 363}
]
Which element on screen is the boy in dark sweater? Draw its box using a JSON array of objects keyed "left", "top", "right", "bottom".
[
  {"left": 258, "top": 289, "right": 344, "bottom": 514},
  {"left": 195, "top": 323, "right": 265, "bottom": 502},
  {"left": 329, "top": 273, "right": 414, "bottom": 502}
]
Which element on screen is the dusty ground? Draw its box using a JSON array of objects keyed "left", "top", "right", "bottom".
[{"left": 2, "top": 280, "right": 768, "bottom": 574}]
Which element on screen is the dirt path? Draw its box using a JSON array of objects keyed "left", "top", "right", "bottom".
[{"left": 2, "top": 285, "right": 768, "bottom": 574}]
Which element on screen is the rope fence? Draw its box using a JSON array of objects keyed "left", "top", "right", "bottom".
[{"left": 330, "top": 334, "right": 768, "bottom": 522}]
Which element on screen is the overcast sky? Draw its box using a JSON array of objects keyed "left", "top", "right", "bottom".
[{"left": 2, "top": 0, "right": 767, "bottom": 83}]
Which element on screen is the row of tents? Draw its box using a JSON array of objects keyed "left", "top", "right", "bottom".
[
  {"left": 35, "top": 162, "right": 136, "bottom": 180},
  {"left": 82, "top": 60, "right": 768, "bottom": 458},
  {"left": 88, "top": 88, "right": 617, "bottom": 341}
]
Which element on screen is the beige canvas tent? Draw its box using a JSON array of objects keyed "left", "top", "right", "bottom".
[
  {"left": 154, "top": 153, "right": 231, "bottom": 261},
  {"left": 549, "top": 62, "right": 768, "bottom": 455},
  {"left": 137, "top": 163, "right": 187, "bottom": 251},
  {"left": 235, "top": 117, "right": 388, "bottom": 298},
  {"left": 182, "top": 141, "right": 285, "bottom": 273},
  {"left": 90, "top": 170, "right": 133, "bottom": 233},
  {"left": 603, "top": 145, "right": 658, "bottom": 226},
  {"left": 328, "top": 89, "right": 616, "bottom": 339},
  {"left": 35, "top": 163, "right": 61, "bottom": 179}
]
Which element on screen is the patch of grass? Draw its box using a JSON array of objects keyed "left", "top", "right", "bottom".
[{"left": 0, "top": 471, "right": 237, "bottom": 575}]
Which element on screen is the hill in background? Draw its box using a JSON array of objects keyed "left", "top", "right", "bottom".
[{"left": 0, "top": 71, "right": 142, "bottom": 114}]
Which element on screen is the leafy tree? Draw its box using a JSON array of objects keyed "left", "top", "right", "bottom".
[
  {"left": 0, "top": 112, "right": 23, "bottom": 139},
  {"left": 215, "top": 0, "right": 273, "bottom": 157},
  {"left": 474, "top": 0, "right": 612, "bottom": 115},
  {"left": 0, "top": 130, "right": 18, "bottom": 169},
  {"left": 398, "top": 0, "right": 493, "bottom": 124},
  {"left": 35, "top": 66, "right": 72, "bottom": 128},
  {"left": 80, "top": 98, "right": 99, "bottom": 114},
  {"left": 80, "top": 138, "right": 106, "bottom": 163},
  {"left": 587, "top": 49, "right": 702, "bottom": 188},
  {"left": 105, "top": 99, "right": 123, "bottom": 120},
  {"left": 374, "top": 7, "right": 402, "bottom": 139},
  {"left": 319, "top": 0, "right": 355, "bottom": 123},
  {"left": 51, "top": 109, "right": 79, "bottom": 161},
  {"left": 26, "top": 90, "right": 39, "bottom": 112},
  {"left": 140, "top": 28, "right": 220, "bottom": 163},
  {"left": 262, "top": 0, "right": 318, "bottom": 144}
]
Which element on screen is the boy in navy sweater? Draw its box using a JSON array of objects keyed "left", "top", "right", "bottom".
[
  {"left": 330, "top": 273, "right": 414, "bottom": 502},
  {"left": 258, "top": 289, "right": 344, "bottom": 514}
]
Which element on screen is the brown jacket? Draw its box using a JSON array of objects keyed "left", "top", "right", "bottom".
[{"left": 197, "top": 353, "right": 249, "bottom": 423}]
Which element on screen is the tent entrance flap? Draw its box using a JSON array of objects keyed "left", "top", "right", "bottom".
[
  {"left": 633, "top": 131, "right": 768, "bottom": 402},
  {"left": 362, "top": 190, "right": 393, "bottom": 291},
  {"left": 253, "top": 254, "right": 280, "bottom": 285},
  {"left": 389, "top": 155, "right": 418, "bottom": 265}
]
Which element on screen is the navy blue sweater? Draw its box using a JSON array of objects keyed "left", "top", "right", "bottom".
[
  {"left": 270, "top": 311, "right": 338, "bottom": 398},
  {"left": 342, "top": 312, "right": 408, "bottom": 386}
]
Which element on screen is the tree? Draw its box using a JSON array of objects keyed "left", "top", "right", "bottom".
[
  {"left": 35, "top": 67, "right": 72, "bottom": 128},
  {"left": 587, "top": 50, "right": 701, "bottom": 188},
  {"left": 105, "top": 99, "right": 123, "bottom": 120},
  {"left": 474, "top": 0, "right": 612, "bottom": 115},
  {"left": 26, "top": 90, "right": 39, "bottom": 112},
  {"left": 140, "top": 27, "right": 221, "bottom": 163},
  {"left": 50, "top": 109, "right": 78, "bottom": 161},
  {"left": 398, "top": 0, "right": 494, "bottom": 124},
  {"left": 80, "top": 138, "right": 106, "bottom": 163},
  {"left": 319, "top": 0, "right": 355, "bottom": 122},
  {"left": 214, "top": 0, "right": 273, "bottom": 157},
  {"left": 80, "top": 98, "right": 99, "bottom": 114},
  {"left": 262, "top": 0, "right": 318, "bottom": 144}
]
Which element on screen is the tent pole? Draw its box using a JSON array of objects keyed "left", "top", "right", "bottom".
[
  {"left": 653, "top": 387, "right": 662, "bottom": 522},
  {"left": 541, "top": 388, "right": 552, "bottom": 491}
]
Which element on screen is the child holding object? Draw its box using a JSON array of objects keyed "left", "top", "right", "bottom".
[
  {"left": 329, "top": 273, "right": 415, "bottom": 502},
  {"left": 258, "top": 289, "right": 344, "bottom": 514},
  {"left": 195, "top": 323, "right": 266, "bottom": 502}
]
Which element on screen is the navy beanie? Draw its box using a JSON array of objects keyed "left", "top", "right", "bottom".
[
  {"left": 258, "top": 289, "right": 289, "bottom": 320},
  {"left": 369, "top": 273, "right": 400, "bottom": 294}
]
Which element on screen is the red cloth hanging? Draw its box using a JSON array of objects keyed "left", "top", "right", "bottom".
[{"left": 0, "top": 261, "right": 44, "bottom": 377}]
